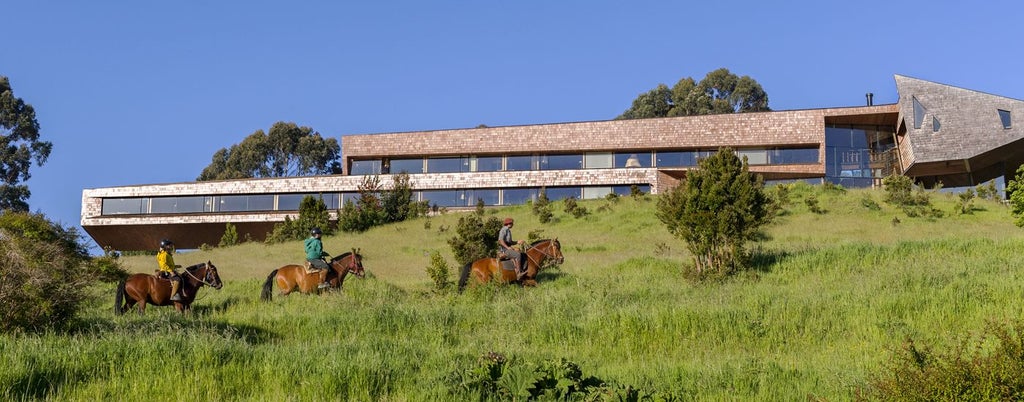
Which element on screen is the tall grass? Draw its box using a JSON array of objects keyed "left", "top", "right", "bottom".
[{"left": 3, "top": 187, "right": 1024, "bottom": 400}]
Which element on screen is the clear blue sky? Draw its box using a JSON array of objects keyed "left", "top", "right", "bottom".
[{"left": 5, "top": 1, "right": 1023, "bottom": 251}]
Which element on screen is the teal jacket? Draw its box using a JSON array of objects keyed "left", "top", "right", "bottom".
[{"left": 304, "top": 237, "right": 328, "bottom": 260}]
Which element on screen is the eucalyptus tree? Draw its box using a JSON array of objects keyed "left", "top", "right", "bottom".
[
  {"left": 618, "top": 68, "right": 770, "bottom": 119},
  {"left": 0, "top": 76, "right": 52, "bottom": 212}
]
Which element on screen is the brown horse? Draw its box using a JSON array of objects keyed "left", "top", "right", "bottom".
[
  {"left": 114, "top": 261, "right": 223, "bottom": 315},
  {"left": 458, "top": 238, "right": 564, "bottom": 292},
  {"left": 260, "top": 249, "right": 365, "bottom": 301}
]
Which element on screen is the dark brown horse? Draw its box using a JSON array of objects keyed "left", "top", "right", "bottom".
[
  {"left": 458, "top": 238, "right": 564, "bottom": 291},
  {"left": 260, "top": 249, "right": 365, "bottom": 301},
  {"left": 114, "top": 261, "right": 223, "bottom": 315}
]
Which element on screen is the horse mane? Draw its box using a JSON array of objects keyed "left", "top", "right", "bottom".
[
  {"left": 529, "top": 239, "right": 551, "bottom": 247},
  {"left": 183, "top": 262, "right": 207, "bottom": 271},
  {"left": 331, "top": 251, "right": 355, "bottom": 262}
]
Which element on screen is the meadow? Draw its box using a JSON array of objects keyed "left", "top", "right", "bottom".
[{"left": 3, "top": 184, "right": 1024, "bottom": 400}]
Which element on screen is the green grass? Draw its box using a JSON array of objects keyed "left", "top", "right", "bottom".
[{"left": 3, "top": 187, "right": 1024, "bottom": 400}]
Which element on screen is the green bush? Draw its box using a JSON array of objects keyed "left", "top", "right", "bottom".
[
  {"left": 1007, "top": 165, "right": 1024, "bottom": 227},
  {"left": 867, "top": 319, "right": 1024, "bottom": 400},
  {"left": 425, "top": 250, "right": 451, "bottom": 291},
  {"left": 563, "top": 196, "right": 589, "bottom": 218},
  {"left": 0, "top": 211, "right": 95, "bottom": 333},
  {"left": 219, "top": 222, "right": 239, "bottom": 247},
  {"left": 267, "top": 195, "right": 333, "bottom": 243},
  {"left": 532, "top": 188, "right": 553, "bottom": 223},
  {"left": 447, "top": 212, "right": 502, "bottom": 266}
]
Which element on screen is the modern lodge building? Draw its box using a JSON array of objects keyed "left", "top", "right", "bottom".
[{"left": 82, "top": 75, "right": 1024, "bottom": 250}]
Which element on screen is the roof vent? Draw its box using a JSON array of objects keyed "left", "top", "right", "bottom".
[{"left": 866, "top": 93, "right": 874, "bottom": 106}]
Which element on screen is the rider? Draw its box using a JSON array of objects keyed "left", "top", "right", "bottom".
[
  {"left": 498, "top": 217, "right": 527, "bottom": 280},
  {"left": 156, "top": 239, "right": 184, "bottom": 301},
  {"left": 304, "top": 227, "right": 332, "bottom": 289}
]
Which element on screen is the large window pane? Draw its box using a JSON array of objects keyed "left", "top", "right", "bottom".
[
  {"left": 102, "top": 198, "right": 148, "bottom": 215},
  {"left": 612, "top": 184, "right": 650, "bottom": 196},
  {"left": 656, "top": 150, "right": 699, "bottom": 167},
  {"left": 278, "top": 193, "right": 339, "bottom": 211},
  {"left": 544, "top": 187, "right": 581, "bottom": 200},
  {"left": 427, "top": 157, "right": 468, "bottom": 173},
  {"left": 770, "top": 148, "right": 819, "bottom": 164},
  {"left": 583, "top": 187, "right": 611, "bottom": 199},
  {"left": 350, "top": 160, "right": 381, "bottom": 175},
  {"left": 474, "top": 156, "right": 503, "bottom": 172},
  {"left": 615, "top": 152, "right": 651, "bottom": 168},
  {"left": 737, "top": 149, "right": 768, "bottom": 165},
  {"left": 584, "top": 152, "right": 613, "bottom": 168},
  {"left": 503, "top": 188, "right": 537, "bottom": 205},
  {"left": 151, "top": 196, "right": 205, "bottom": 214},
  {"left": 467, "top": 189, "right": 499, "bottom": 206},
  {"left": 421, "top": 190, "right": 461, "bottom": 207},
  {"left": 218, "top": 195, "right": 275, "bottom": 212},
  {"left": 540, "top": 154, "right": 582, "bottom": 170},
  {"left": 506, "top": 155, "right": 535, "bottom": 171},
  {"left": 389, "top": 158, "right": 423, "bottom": 174}
]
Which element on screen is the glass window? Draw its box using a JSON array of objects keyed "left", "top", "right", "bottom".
[
  {"left": 584, "top": 152, "right": 613, "bottom": 168},
  {"left": 540, "top": 154, "right": 583, "bottom": 170},
  {"left": 769, "top": 148, "right": 818, "bottom": 164},
  {"left": 102, "top": 198, "right": 149, "bottom": 215},
  {"left": 467, "top": 189, "right": 500, "bottom": 206},
  {"left": 278, "top": 193, "right": 340, "bottom": 211},
  {"left": 151, "top": 196, "right": 205, "bottom": 214},
  {"left": 737, "top": 149, "right": 768, "bottom": 165},
  {"left": 913, "top": 96, "right": 925, "bottom": 129},
  {"left": 506, "top": 155, "right": 535, "bottom": 171},
  {"left": 544, "top": 187, "right": 581, "bottom": 201},
  {"left": 389, "top": 158, "right": 423, "bottom": 174},
  {"left": 932, "top": 116, "right": 941, "bottom": 132},
  {"left": 999, "top": 109, "right": 1012, "bottom": 129},
  {"left": 218, "top": 195, "right": 275, "bottom": 212},
  {"left": 350, "top": 160, "right": 381, "bottom": 175},
  {"left": 474, "top": 156, "right": 503, "bottom": 172},
  {"left": 503, "top": 188, "right": 537, "bottom": 205},
  {"left": 421, "top": 190, "right": 462, "bottom": 207},
  {"left": 427, "top": 157, "right": 468, "bottom": 173},
  {"left": 612, "top": 184, "right": 650, "bottom": 196},
  {"left": 615, "top": 152, "right": 651, "bottom": 168},
  {"left": 583, "top": 187, "right": 612, "bottom": 199},
  {"left": 656, "top": 150, "right": 699, "bottom": 167}
]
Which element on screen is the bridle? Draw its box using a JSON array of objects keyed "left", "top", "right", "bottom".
[
  {"left": 525, "top": 239, "right": 563, "bottom": 269},
  {"left": 331, "top": 253, "right": 365, "bottom": 277},
  {"left": 183, "top": 263, "right": 221, "bottom": 288}
]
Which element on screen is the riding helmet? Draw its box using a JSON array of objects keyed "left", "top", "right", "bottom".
[
  {"left": 311, "top": 227, "right": 322, "bottom": 235},
  {"left": 159, "top": 239, "right": 174, "bottom": 249}
]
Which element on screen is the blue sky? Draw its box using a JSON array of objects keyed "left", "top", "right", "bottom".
[{"left": 5, "top": 1, "right": 1023, "bottom": 251}]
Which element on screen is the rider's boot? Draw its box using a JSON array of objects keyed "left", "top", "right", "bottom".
[
  {"left": 318, "top": 271, "right": 331, "bottom": 289},
  {"left": 169, "top": 280, "right": 183, "bottom": 301}
]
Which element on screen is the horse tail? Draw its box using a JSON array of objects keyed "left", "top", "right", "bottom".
[
  {"left": 114, "top": 278, "right": 127, "bottom": 316},
  {"left": 260, "top": 269, "right": 279, "bottom": 301},
  {"left": 457, "top": 261, "right": 473, "bottom": 293}
]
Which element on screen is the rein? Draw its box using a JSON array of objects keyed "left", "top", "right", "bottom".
[
  {"left": 183, "top": 264, "right": 217, "bottom": 287},
  {"left": 525, "top": 240, "right": 559, "bottom": 269}
]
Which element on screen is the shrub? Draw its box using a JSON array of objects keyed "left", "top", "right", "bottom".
[
  {"left": 562, "top": 196, "right": 588, "bottom": 218},
  {"left": 447, "top": 213, "right": 502, "bottom": 265},
  {"left": 219, "top": 222, "right": 239, "bottom": 247},
  {"left": 532, "top": 188, "right": 553, "bottom": 223},
  {"left": 976, "top": 180, "right": 1000, "bottom": 201},
  {"left": 1007, "top": 165, "right": 1024, "bottom": 227},
  {"left": 955, "top": 188, "right": 976, "bottom": 215},
  {"left": 861, "top": 195, "right": 881, "bottom": 211},
  {"left": 425, "top": 250, "right": 451, "bottom": 291},
  {"left": 805, "top": 195, "right": 825, "bottom": 214},
  {"left": 867, "top": 319, "right": 1024, "bottom": 400},
  {"left": 0, "top": 211, "right": 95, "bottom": 333},
  {"left": 656, "top": 147, "right": 773, "bottom": 277}
]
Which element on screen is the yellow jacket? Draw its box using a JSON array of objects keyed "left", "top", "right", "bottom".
[{"left": 157, "top": 250, "right": 177, "bottom": 274}]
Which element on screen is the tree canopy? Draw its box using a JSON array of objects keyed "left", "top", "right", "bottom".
[
  {"left": 617, "top": 68, "right": 770, "bottom": 120},
  {"left": 197, "top": 121, "right": 341, "bottom": 181},
  {"left": 0, "top": 76, "right": 52, "bottom": 212}
]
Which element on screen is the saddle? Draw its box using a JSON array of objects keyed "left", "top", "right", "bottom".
[{"left": 304, "top": 261, "right": 327, "bottom": 275}]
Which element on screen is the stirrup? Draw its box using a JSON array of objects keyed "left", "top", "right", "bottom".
[
  {"left": 318, "top": 282, "right": 331, "bottom": 289},
  {"left": 170, "top": 293, "right": 183, "bottom": 301}
]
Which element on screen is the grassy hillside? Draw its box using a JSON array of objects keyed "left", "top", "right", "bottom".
[{"left": 5, "top": 184, "right": 1024, "bottom": 400}]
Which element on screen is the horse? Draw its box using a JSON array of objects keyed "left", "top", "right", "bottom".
[
  {"left": 114, "top": 261, "right": 223, "bottom": 315},
  {"left": 260, "top": 249, "right": 365, "bottom": 301},
  {"left": 458, "top": 238, "right": 564, "bottom": 292}
]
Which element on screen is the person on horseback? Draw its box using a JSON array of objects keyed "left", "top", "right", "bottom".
[
  {"left": 156, "top": 239, "right": 184, "bottom": 301},
  {"left": 304, "top": 227, "right": 332, "bottom": 289},
  {"left": 498, "top": 217, "right": 527, "bottom": 280}
]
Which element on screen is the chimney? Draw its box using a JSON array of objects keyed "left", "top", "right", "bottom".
[{"left": 866, "top": 93, "right": 874, "bottom": 106}]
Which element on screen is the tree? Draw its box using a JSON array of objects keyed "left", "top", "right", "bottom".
[
  {"left": 0, "top": 76, "right": 52, "bottom": 212},
  {"left": 617, "top": 68, "right": 770, "bottom": 120},
  {"left": 1006, "top": 165, "right": 1024, "bottom": 227},
  {"left": 197, "top": 121, "right": 341, "bottom": 181},
  {"left": 447, "top": 209, "right": 503, "bottom": 266},
  {"left": 265, "top": 195, "right": 332, "bottom": 243},
  {"left": 656, "top": 148, "right": 773, "bottom": 277}
]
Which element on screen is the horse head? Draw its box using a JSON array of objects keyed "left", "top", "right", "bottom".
[
  {"left": 549, "top": 238, "right": 564, "bottom": 265},
  {"left": 330, "top": 248, "right": 365, "bottom": 278},
  {"left": 185, "top": 261, "right": 223, "bottom": 290}
]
